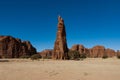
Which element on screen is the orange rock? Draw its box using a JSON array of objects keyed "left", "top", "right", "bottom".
[
  {"left": 70, "top": 44, "right": 89, "bottom": 57},
  {"left": 53, "top": 16, "right": 68, "bottom": 59},
  {"left": 70, "top": 45, "right": 116, "bottom": 58},
  {"left": 90, "top": 45, "right": 105, "bottom": 58},
  {"left": 39, "top": 49, "right": 52, "bottom": 59},
  {"left": 0, "top": 36, "right": 36, "bottom": 58},
  {"left": 105, "top": 48, "right": 116, "bottom": 57}
]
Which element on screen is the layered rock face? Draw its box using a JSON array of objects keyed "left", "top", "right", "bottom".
[
  {"left": 0, "top": 36, "right": 36, "bottom": 58},
  {"left": 53, "top": 16, "right": 68, "bottom": 59},
  {"left": 70, "top": 45, "right": 116, "bottom": 58}
]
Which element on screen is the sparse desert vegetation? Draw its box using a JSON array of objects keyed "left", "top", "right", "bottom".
[
  {"left": 117, "top": 55, "right": 120, "bottom": 59},
  {"left": 30, "top": 54, "right": 42, "bottom": 60}
]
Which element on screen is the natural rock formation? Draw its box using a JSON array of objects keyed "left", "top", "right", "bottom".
[
  {"left": 39, "top": 49, "right": 53, "bottom": 59},
  {"left": 90, "top": 46, "right": 116, "bottom": 58},
  {"left": 70, "top": 44, "right": 89, "bottom": 57},
  {"left": 70, "top": 45, "right": 116, "bottom": 58},
  {"left": 89, "top": 45, "right": 105, "bottom": 58},
  {"left": 71, "top": 44, "right": 86, "bottom": 53},
  {"left": 70, "top": 44, "right": 79, "bottom": 51},
  {"left": 53, "top": 16, "right": 68, "bottom": 59},
  {"left": 0, "top": 36, "right": 36, "bottom": 58},
  {"left": 105, "top": 48, "right": 116, "bottom": 57}
]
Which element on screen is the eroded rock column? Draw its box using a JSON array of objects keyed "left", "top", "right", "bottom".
[{"left": 52, "top": 16, "right": 68, "bottom": 60}]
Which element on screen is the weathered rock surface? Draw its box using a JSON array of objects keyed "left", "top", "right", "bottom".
[
  {"left": 39, "top": 49, "right": 53, "bottom": 59},
  {"left": 53, "top": 16, "right": 68, "bottom": 59},
  {"left": 89, "top": 45, "right": 105, "bottom": 58},
  {"left": 70, "top": 44, "right": 88, "bottom": 54},
  {"left": 90, "top": 46, "right": 116, "bottom": 58},
  {"left": 70, "top": 44, "right": 79, "bottom": 51},
  {"left": 70, "top": 45, "right": 116, "bottom": 58},
  {"left": 105, "top": 48, "right": 116, "bottom": 57},
  {"left": 0, "top": 36, "right": 36, "bottom": 58},
  {"left": 70, "top": 44, "right": 89, "bottom": 56}
]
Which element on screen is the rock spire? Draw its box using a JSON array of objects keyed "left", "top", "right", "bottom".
[{"left": 52, "top": 16, "right": 68, "bottom": 59}]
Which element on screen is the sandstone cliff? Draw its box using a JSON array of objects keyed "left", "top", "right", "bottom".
[
  {"left": 0, "top": 36, "right": 36, "bottom": 58},
  {"left": 70, "top": 45, "right": 116, "bottom": 58}
]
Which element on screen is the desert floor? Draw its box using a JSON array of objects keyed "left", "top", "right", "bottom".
[{"left": 0, "top": 58, "right": 120, "bottom": 80}]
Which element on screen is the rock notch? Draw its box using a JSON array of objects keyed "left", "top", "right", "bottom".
[{"left": 52, "top": 16, "right": 68, "bottom": 59}]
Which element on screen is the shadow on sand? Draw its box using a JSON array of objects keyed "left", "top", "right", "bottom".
[{"left": 0, "top": 59, "right": 9, "bottom": 62}]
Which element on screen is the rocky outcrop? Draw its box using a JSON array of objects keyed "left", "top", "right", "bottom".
[
  {"left": 53, "top": 16, "right": 68, "bottom": 59},
  {"left": 89, "top": 46, "right": 105, "bottom": 58},
  {"left": 70, "top": 45, "right": 79, "bottom": 51},
  {"left": 70, "top": 44, "right": 89, "bottom": 56},
  {"left": 0, "top": 36, "right": 36, "bottom": 58},
  {"left": 39, "top": 49, "right": 53, "bottom": 59},
  {"left": 90, "top": 46, "right": 116, "bottom": 58},
  {"left": 70, "top": 44, "right": 89, "bottom": 58},
  {"left": 70, "top": 45, "right": 116, "bottom": 58},
  {"left": 105, "top": 48, "right": 116, "bottom": 57}
]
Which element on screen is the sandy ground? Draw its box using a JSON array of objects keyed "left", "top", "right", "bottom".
[{"left": 0, "top": 58, "right": 120, "bottom": 80}]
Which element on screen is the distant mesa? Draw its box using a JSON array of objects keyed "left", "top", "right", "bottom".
[
  {"left": 0, "top": 36, "right": 37, "bottom": 58},
  {"left": 70, "top": 44, "right": 116, "bottom": 58}
]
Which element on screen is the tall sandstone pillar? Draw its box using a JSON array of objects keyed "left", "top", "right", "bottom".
[{"left": 52, "top": 16, "right": 68, "bottom": 60}]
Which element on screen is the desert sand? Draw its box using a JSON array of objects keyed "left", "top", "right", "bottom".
[{"left": 0, "top": 58, "right": 120, "bottom": 80}]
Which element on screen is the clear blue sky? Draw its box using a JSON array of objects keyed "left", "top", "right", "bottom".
[{"left": 0, "top": 0, "right": 120, "bottom": 51}]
